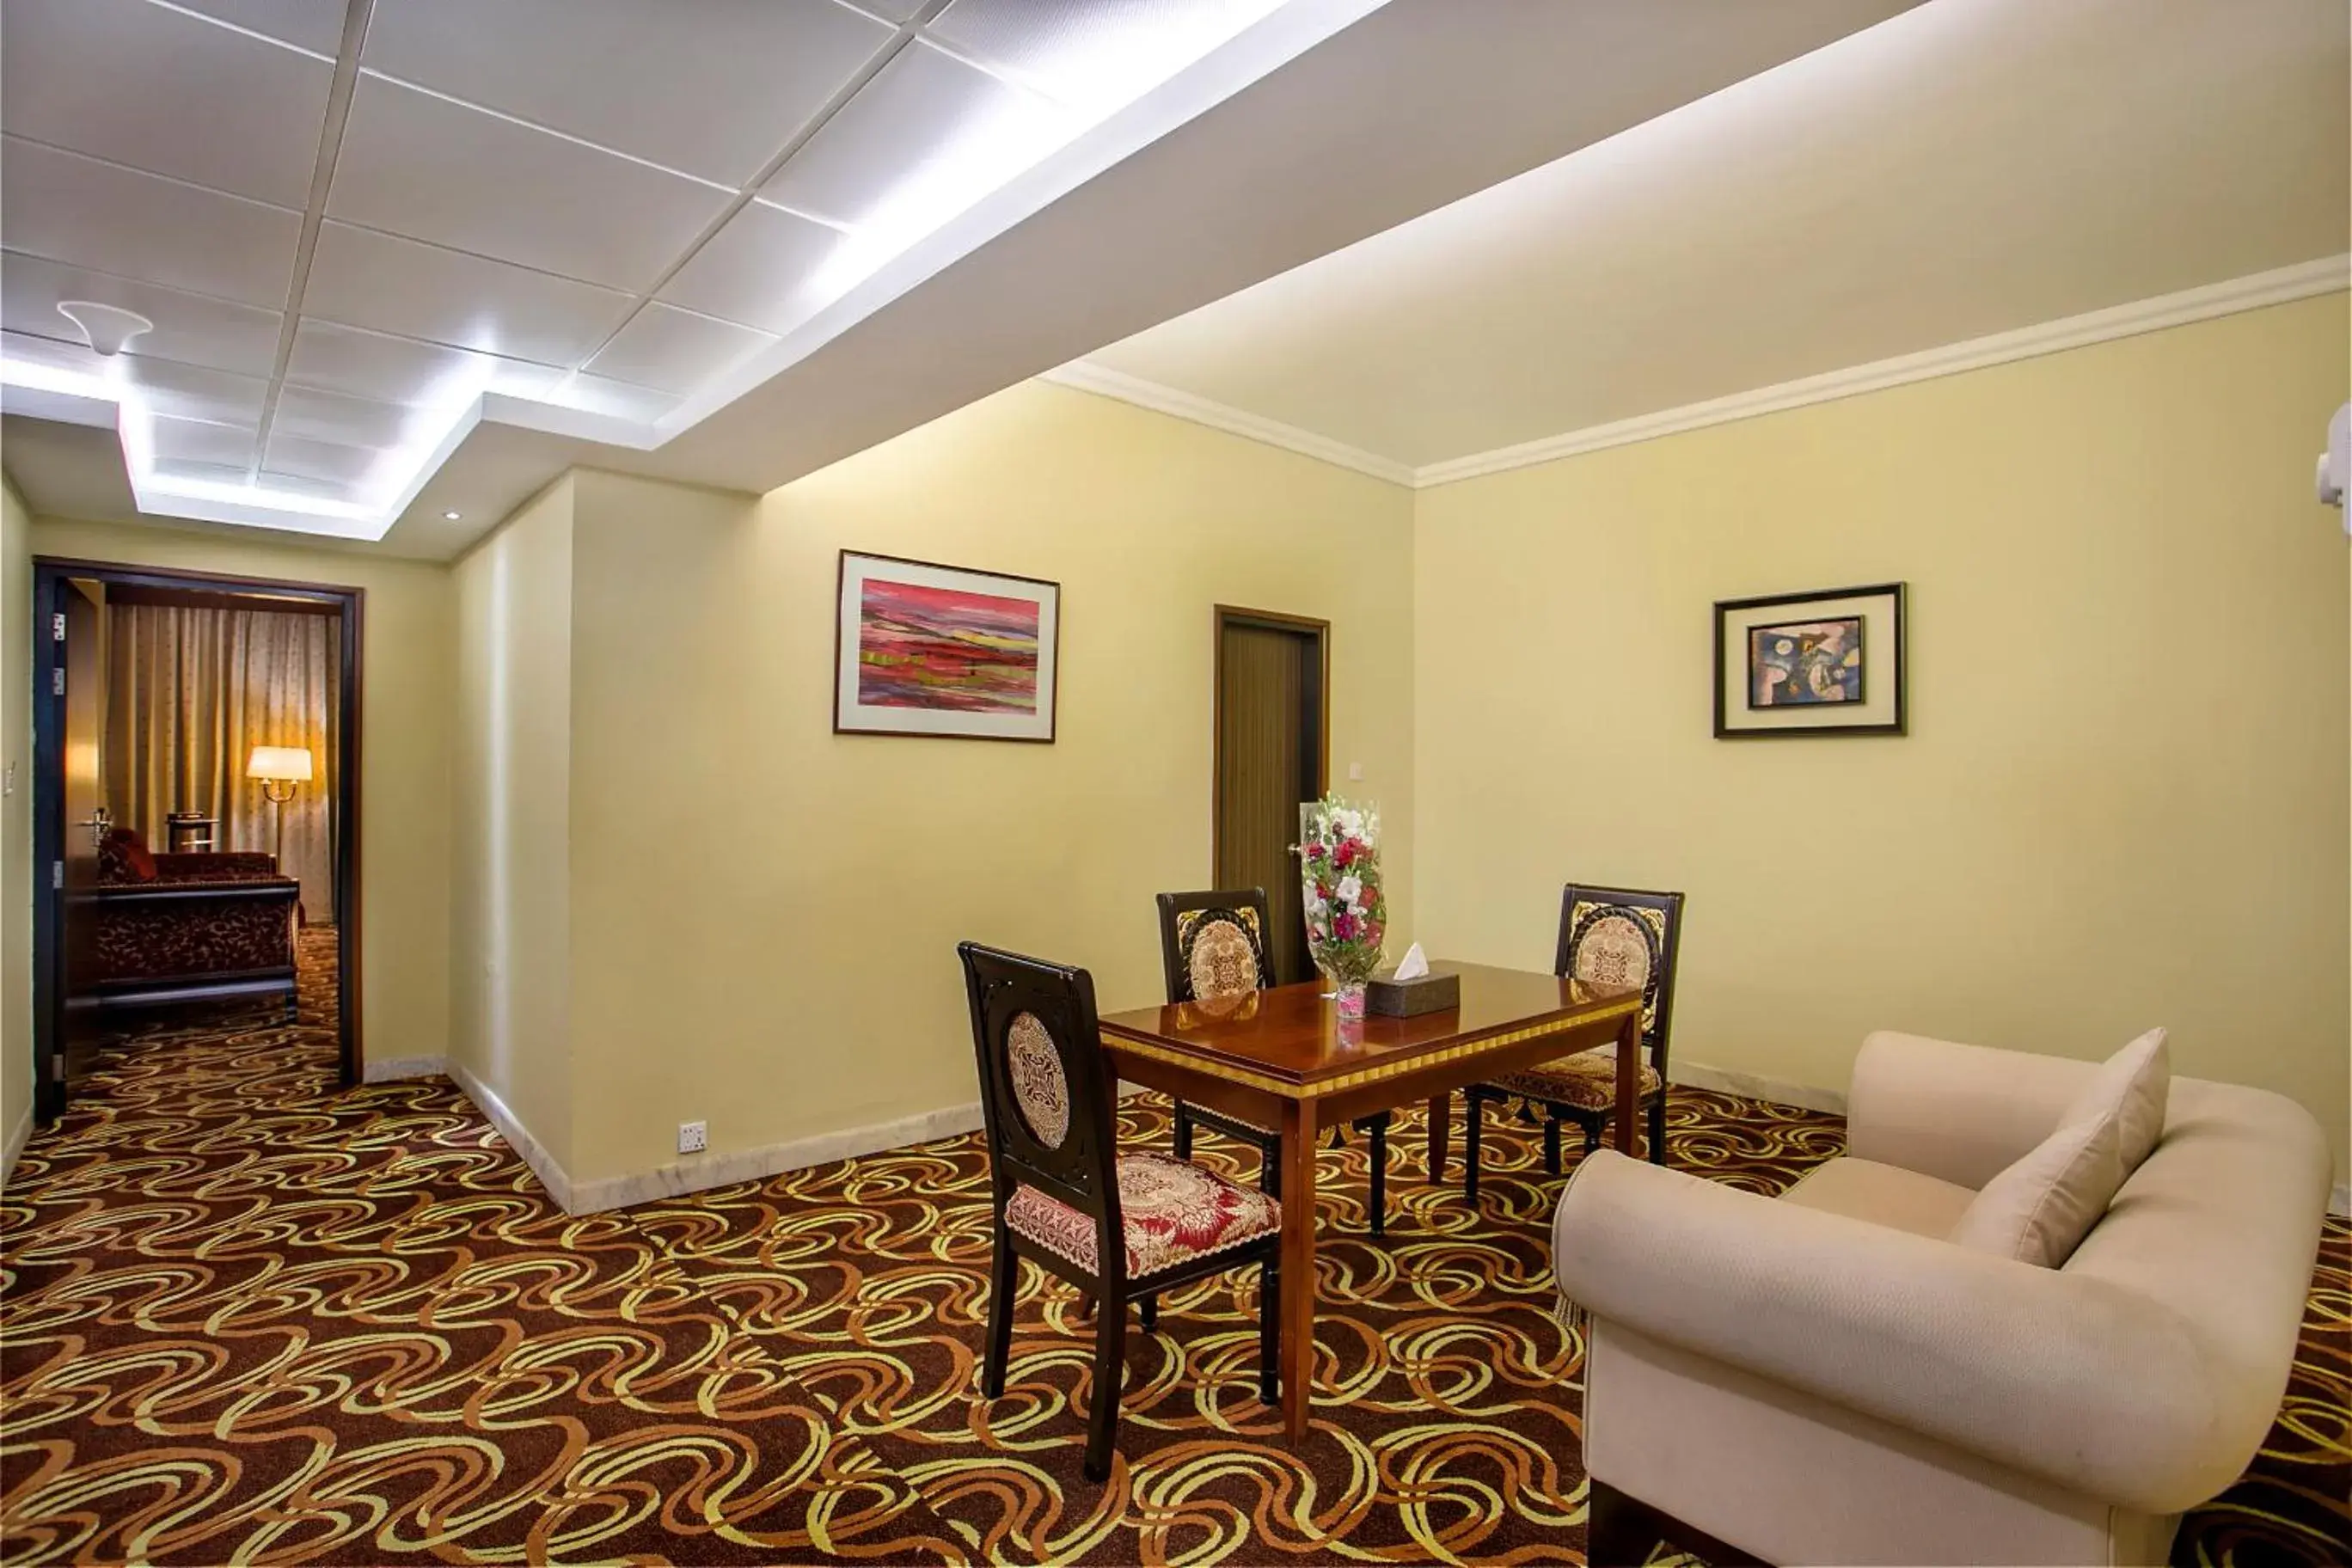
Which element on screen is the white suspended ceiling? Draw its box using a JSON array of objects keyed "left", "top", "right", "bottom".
[{"left": 0, "top": 0, "right": 1926, "bottom": 552}]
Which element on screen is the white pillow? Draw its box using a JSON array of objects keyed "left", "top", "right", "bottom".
[
  {"left": 2062, "top": 1026, "right": 2170, "bottom": 1176},
  {"left": 1949, "top": 1105, "right": 2124, "bottom": 1268}
]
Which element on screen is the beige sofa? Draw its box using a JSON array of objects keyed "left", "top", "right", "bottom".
[{"left": 1552, "top": 1030, "right": 2332, "bottom": 1567}]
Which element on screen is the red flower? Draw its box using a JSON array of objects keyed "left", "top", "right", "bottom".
[
  {"left": 1333, "top": 839, "right": 1357, "bottom": 869},
  {"left": 1332, "top": 911, "right": 1360, "bottom": 942},
  {"left": 1306, "top": 842, "right": 1326, "bottom": 861}
]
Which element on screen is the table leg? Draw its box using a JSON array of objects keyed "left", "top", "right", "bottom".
[
  {"left": 1277, "top": 1093, "right": 1320, "bottom": 1442},
  {"left": 1424, "top": 1092, "right": 1449, "bottom": 1181},
  {"left": 1613, "top": 1006, "right": 1642, "bottom": 1156}
]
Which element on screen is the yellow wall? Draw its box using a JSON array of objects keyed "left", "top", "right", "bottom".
[
  {"left": 449, "top": 480, "right": 575, "bottom": 1164},
  {"left": 549, "top": 384, "right": 1416, "bottom": 1187},
  {"left": 1415, "top": 293, "right": 2352, "bottom": 1174},
  {"left": 26, "top": 517, "right": 456, "bottom": 1070},
  {"left": 1, "top": 478, "right": 30, "bottom": 1171}
]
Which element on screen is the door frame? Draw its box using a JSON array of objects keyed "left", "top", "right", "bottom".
[
  {"left": 1210, "top": 604, "right": 1331, "bottom": 891},
  {"left": 32, "top": 558, "right": 364, "bottom": 1119}
]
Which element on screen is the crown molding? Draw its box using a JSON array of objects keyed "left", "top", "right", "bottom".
[
  {"left": 1038, "top": 359, "right": 1418, "bottom": 486},
  {"left": 1046, "top": 255, "right": 2350, "bottom": 492}
]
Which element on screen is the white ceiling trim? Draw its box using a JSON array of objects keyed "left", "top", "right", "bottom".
[
  {"left": 1048, "top": 254, "right": 2352, "bottom": 493},
  {"left": 1040, "top": 358, "right": 1414, "bottom": 484}
]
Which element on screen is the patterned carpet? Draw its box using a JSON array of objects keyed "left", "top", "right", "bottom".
[{"left": 2, "top": 934, "right": 2346, "bottom": 1565}]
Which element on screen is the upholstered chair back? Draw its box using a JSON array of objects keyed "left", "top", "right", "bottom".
[
  {"left": 1553, "top": 884, "right": 1687, "bottom": 1071},
  {"left": 1155, "top": 888, "right": 1277, "bottom": 1005},
  {"left": 959, "top": 942, "right": 1122, "bottom": 1255}
]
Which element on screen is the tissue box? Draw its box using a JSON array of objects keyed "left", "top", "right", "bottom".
[{"left": 1367, "top": 964, "right": 1460, "bottom": 1017}]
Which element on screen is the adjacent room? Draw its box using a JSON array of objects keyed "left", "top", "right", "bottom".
[{"left": 0, "top": 2, "right": 2344, "bottom": 1566}]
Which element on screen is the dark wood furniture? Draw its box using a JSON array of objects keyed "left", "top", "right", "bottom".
[
  {"left": 1097, "top": 960, "right": 1643, "bottom": 1441},
  {"left": 961, "top": 941, "right": 1282, "bottom": 1482},
  {"left": 1464, "top": 885, "right": 1686, "bottom": 1195},
  {"left": 1155, "top": 887, "right": 1394, "bottom": 1234},
  {"left": 70, "top": 853, "right": 300, "bottom": 1019},
  {"left": 165, "top": 812, "right": 217, "bottom": 853}
]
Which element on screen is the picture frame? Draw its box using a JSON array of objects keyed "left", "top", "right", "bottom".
[
  {"left": 834, "top": 550, "right": 1061, "bottom": 742},
  {"left": 1713, "top": 582, "right": 1905, "bottom": 738}
]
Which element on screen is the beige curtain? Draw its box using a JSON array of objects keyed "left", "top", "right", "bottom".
[{"left": 104, "top": 603, "right": 340, "bottom": 922}]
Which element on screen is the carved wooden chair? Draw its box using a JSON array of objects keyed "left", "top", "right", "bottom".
[
  {"left": 961, "top": 940, "right": 1282, "bottom": 1482},
  {"left": 1155, "top": 888, "right": 1394, "bottom": 1234},
  {"left": 1463, "top": 884, "right": 1685, "bottom": 1197}
]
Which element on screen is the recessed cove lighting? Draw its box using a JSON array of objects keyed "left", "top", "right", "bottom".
[{"left": 444, "top": 510, "right": 462, "bottom": 521}]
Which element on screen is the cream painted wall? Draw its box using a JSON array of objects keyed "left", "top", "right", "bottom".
[
  {"left": 1416, "top": 292, "right": 2352, "bottom": 1174},
  {"left": 554, "top": 383, "right": 1416, "bottom": 1186},
  {"left": 449, "top": 480, "right": 575, "bottom": 1165},
  {"left": 1, "top": 478, "right": 31, "bottom": 1175},
  {"left": 26, "top": 517, "right": 456, "bottom": 1070}
]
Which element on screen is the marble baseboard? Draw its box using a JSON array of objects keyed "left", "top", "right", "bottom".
[
  {"left": 1, "top": 1102, "right": 29, "bottom": 1187},
  {"left": 1669, "top": 1059, "right": 1847, "bottom": 1117},
  {"left": 444, "top": 1057, "right": 577, "bottom": 1212},
  {"left": 2334, "top": 1181, "right": 2349, "bottom": 1219},
  {"left": 567, "top": 1100, "right": 989, "bottom": 1215},
  {"left": 362, "top": 1055, "right": 447, "bottom": 1083}
]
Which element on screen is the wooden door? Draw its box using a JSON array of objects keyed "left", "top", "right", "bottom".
[{"left": 1214, "top": 609, "right": 1328, "bottom": 985}]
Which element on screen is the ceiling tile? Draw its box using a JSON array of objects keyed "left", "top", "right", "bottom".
[
  {"left": 263, "top": 429, "right": 384, "bottom": 487},
  {"left": 172, "top": 0, "right": 348, "bottom": 55},
  {"left": 583, "top": 303, "right": 775, "bottom": 395},
  {"left": 328, "top": 74, "right": 735, "bottom": 292},
  {"left": 928, "top": 0, "right": 1283, "bottom": 113},
  {"left": 362, "top": 0, "right": 893, "bottom": 187},
  {"left": 254, "top": 468, "right": 365, "bottom": 502},
  {"left": 854, "top": 0, "right": 928, "bottom": 20},
  {"left": 657, "top": 201, "right": 850, "bottom": 336},
  {"left": 1, "top": 137, "right": 300, "bottom": 309},
  {"left": 285, "top": 317, "right": 562, "bottom": 407},
  {"left": 761, "top": 39, "right": 1073, "bottom": 232},
  {"left": 2, "top": 252, "right": 284, "bottom": 376},
  {"left": 549, "top": 373, "right": 683, "bottom": 423},
  {"left": 305, "top": 221, "right": 636, "bottom": 365},
  {"left": 150, "top": 414, "right": 258, "bottom": 471},
  {"left": 272, "top": 383, "right": 429, "bottom": 449},
  {"left": 1, "top": 0, "right": 334, "bottom": 208},
  {"left": 123, "top": 358, "right": 272, "bottom": 426},
  {"left": 152, "top": 457, "right": 255, "bottom": 488}
]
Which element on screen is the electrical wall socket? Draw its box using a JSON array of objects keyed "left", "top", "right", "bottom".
[{"left": 677, "top": 1120, "right": 707, "bottom": 1155}]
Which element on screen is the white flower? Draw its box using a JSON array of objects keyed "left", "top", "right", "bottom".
[
  {"left": 1333, "top": 809, "right": 1363, "bottom": 838},
  {"left": 1335, "top": 874, "right": 1363, "bottom": 907}
]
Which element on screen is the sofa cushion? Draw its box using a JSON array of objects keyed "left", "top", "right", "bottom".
[
  {"left": 2061, "top": 1026, "right": 2168, "bottom": 1176},
  {"left": 1780, "top": 1157, "right": 1976, "bottom": 1239},
  {"left": 98, "top": 827, "right": 157, "bottom": 884},
  {"left": 1947, "top": 1104, "right": 2123, "bottom": 1268}
]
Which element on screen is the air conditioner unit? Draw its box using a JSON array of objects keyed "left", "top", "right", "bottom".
[{"left": 2320, "top": 401, "right": 2349, "bottom": 514}]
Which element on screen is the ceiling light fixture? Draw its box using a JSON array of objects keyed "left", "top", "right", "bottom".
[
  {"left": 56, "top": 301, "right": 154, "bottom": 358},
  {"left": 444, "top": 510, "right": 462, "bottom": 520}
]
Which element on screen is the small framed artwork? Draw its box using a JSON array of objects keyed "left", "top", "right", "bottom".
[
  {"left": 1713, "top": 582, "right": 1905, "bottom": 738},
  {"left": 834, "top": 550, "right": 1061, "bottom": 742}
]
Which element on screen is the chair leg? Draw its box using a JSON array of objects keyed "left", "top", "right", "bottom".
[
  {"left": 1367, "top": 1117, "right": 1387, "bottom": 1237},
  {"left": 982, "top": 1232, "right": 1016, "bottom": 1399},
  {"left": 1138, "top": 1294, "right": 1158, "bottom": 1332},
  {"left": 1259, "top": 1134, "right": 1282, "bottom": 1201},
  {"left": 1648, "top": 1091, "right": 1667, "bottom": 1167},
  {"left": 1083, "top": 1287, "right": 1128, "bottom": 1483},
  {"left": 1464, "top": 1093, "right": 1485, "bottom": 1200},
  {"left": 1584, "top": 1118, "right": 1604, "bottom": 1156},
  {"left": 1173, "top": 1102, "right": 1193, "bottom": 1161},
  {"left": 1258, "top": 1255, "right": 1280, "bottom": 1406},
  {"left": 1542, "top": 1115, "right": 1562, "bottom": 1175}
]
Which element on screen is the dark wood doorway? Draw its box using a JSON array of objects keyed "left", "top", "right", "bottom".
[
  {"left": 1213, "top": 606, "right": 1329, "bottom": 986},
  {"left": 32, "top": 559, "right": 364, "bottom": 1123}
]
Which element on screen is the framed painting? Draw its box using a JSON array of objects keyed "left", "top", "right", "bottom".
[
  {"left": 834, "top": 551, "right": 1061, "bottom": 741},
  {"left": 1713, "top": 582, "right": 1905, "bottom": 738}
]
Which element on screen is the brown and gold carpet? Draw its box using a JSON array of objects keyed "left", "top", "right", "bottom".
[{"left": 3, "top": 934, "right": 2346, "bottom": 1565}]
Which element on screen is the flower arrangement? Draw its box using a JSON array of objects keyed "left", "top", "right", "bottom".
[{"left": 1298, "top": 793, "right": 1386, "bottom": 1019}]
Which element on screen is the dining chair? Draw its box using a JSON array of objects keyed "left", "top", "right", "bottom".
[
  {"left": 1155, "top": 888, "right": 1394, "bottom": 1234},
  {"left": 960, "top": 940, "right": 1282, "bottom": 1482},
  {"left": 1462, "top": 884, "right": 1686, "bottom": 1197}
]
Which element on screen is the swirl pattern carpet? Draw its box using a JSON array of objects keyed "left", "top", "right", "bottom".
[{"left": 2, "top": 933, "right": 2345, "bottom": 1565}]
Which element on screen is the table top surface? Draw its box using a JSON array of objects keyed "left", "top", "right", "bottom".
[{"left": 1096, "top": 960, "right": 1638, "bottom": 1093}]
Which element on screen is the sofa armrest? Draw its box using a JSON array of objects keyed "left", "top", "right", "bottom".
[
  {"left": 1846, "top": 1030, "right": 2099, "bottom": 1187},
  {"left": 1553, "top": 1151, "right": 2238, "bottom": 1512},
  {"left": 153, "top": 851, "right": 280, "bottom": 880}
]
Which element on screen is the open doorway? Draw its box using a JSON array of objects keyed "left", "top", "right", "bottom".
[
  {"left": 1212, "top": 605, "right": 1330, "bottom": 985},
  {"left": 31, "top": 560, "right": 362, "bottom": 1122}
]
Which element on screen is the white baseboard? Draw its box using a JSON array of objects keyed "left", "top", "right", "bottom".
[
  {"left": 2333, "top": 1181, "right": 2349, "bottom": 1220},
  {"left": 442, "top": 1057, "right": 578, "bottom": 1213},
  {"left": 0, "top": 1102, "right": 29, "bottom": 1187},
  {"left": 361, "top": 1055, "right": 446, "bottom": 1083},
  {"left": 565, "top": 1100, "right": 988, "bottom": 1215},
  {"left": 1669, "top": 1059, "right": 1848, "bottom": 1117}
]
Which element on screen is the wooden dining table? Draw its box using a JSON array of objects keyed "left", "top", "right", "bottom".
[{"left": 1095, "top": 960, "right": 1645, "bottom": 1441}]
